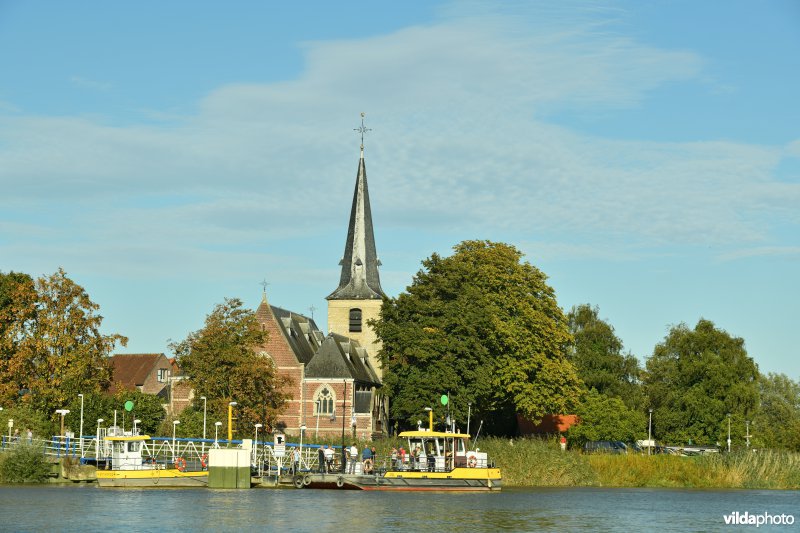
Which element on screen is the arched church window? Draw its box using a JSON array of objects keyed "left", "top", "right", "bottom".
[
  {"left": 349, "top": 308, "right": 362, "bottom": 332},
  {"left": 314, "top": 386, "right": 335, "bottom": 416}
]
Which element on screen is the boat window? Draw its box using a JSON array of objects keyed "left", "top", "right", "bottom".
[{"left": 130, "top": 442, "right": 140, "bottom": 453}]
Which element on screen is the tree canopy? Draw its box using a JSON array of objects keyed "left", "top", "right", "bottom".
[
  {"left": 567, "top": 304, "right": 643, "bottom": 410},
  {"left": 567, "top": 389, "right": 646, "bottom": 446},
  {"left": 0, "top": 269, "right": 126, "bottom": 415},
  {"left": 644, "top": 319, "right": 759, "bottom": 446},
  {"left": 752, "top": 373, "right": 800, "bottom": 452},
  {"left": 171, "top": 298, "right": 291, "bottom": 438},
  {"left": 374, "top": 240, "right": 582, "bottom": 434}
]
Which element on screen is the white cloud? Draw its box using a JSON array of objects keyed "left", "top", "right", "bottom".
[{"left": 0, "top": 1, "right": 796, "bottom": 275}]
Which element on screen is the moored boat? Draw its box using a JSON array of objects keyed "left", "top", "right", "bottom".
[
  {"left": 296, "top": 430, "right": 501, "bottom": 491},
  {"left": 95, "top": 435, "right": 208, "bottom": 488}
]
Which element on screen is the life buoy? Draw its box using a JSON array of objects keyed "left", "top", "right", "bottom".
[
  {"left": 467, "top": 456, "right": 478, "bottom": 468},
  {"left": 200, "top": 454, "right": 209, "bottom": 469},
  {"left": 174, "top": 457, "right": 187, "bottom": 472},
  {"left": 363, "top": 458, "right": 374, "bottom": 474},
  {"left": 336, "top": 476, "right": 345, "bottom": 488}
]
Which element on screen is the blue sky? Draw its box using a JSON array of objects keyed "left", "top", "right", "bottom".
[{"left": 1, "top": 1, "right": 798, "bottom": 379}]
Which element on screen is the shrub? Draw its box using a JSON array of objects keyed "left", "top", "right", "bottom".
[{"left": 0, "top": 444, "right": 51, "bottom": 483}]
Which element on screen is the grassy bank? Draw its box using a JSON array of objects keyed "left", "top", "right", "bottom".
[{"left": 480, "top": 438, "right": 800, "bottom": 489}]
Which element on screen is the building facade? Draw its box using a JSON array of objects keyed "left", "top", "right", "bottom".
[{"left": 257, "top": 136, "right": 387, "bottom": 438}]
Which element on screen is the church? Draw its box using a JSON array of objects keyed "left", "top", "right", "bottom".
[{"left": 255, "top": 120, "right": 387, "bottom": 439}]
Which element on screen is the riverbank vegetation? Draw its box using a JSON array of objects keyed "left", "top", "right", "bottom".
[
  {"left": 0, "top": 444, "right": 51, "bottom": 483},
  {"left": 480, "top": 437, "right": 800, "bottom": 490}
]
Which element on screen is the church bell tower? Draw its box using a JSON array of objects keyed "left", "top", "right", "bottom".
[{"left": 327, "top": 113, "right": 385, "bottom": 377}]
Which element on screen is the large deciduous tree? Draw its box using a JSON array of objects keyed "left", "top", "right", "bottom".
[
  {"left": 374, "top": 240, "right": 582, "bottom": 434},
  {"left": 567, "top": 389, "right": 646, "bottom": 446},
  {"left": 171, "top": 298, "right": 291, "bottom": 437},
  {"left": 753, "top": 373, "right": 800, "bottom": 452},
  {"left": 0, "top": 269, "right": 126, "bottom": 414},
  {"left": 644, "top": 319, "right": 759, "bottom": 446},
  {"left": 567, "top": 304, "right": 644, "bottom": 410}
]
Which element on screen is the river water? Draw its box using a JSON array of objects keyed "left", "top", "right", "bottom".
[{"left": 0, "top": 485, "right": 796, "bottom": 532}]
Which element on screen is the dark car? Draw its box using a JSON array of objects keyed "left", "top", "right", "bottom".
[{"left": 582, "top": 440, "right": 628, "bottom": 454}]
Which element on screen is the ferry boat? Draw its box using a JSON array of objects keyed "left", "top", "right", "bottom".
[
  {"left": 95, "top": 434, "right": 208, "bottom": 488},
  {"left": 297, "top": 430, "right": 501, "bottom": 491}
]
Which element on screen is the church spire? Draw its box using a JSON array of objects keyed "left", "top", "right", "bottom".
[{"left": 327, "top": 113, "right": 385, "bottom": 301}]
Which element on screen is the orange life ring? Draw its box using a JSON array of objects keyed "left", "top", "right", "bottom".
[
  {"left": 467, "top": 456, "right": 478, "bottom": 468},
  {"left": 200, "top": 454, "right": 209, "bottom": 469},
  {"left": 174, "top": 457, "right": 187, "bottom": 472}
]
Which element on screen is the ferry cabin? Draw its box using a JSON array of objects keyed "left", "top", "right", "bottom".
[{"left": 396, "top": 431, "right": 488, "bottom": 471}]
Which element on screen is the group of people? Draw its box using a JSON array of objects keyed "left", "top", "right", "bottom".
[
  {"left": 316, "top": 444, "right": 337, "bottom": 473},
  {"left": 7, "top": 428, "right": 33, "bottom": 444},
  {"left": 312, "top": 443, "right": 379, "bottom": 474},
  {"left": 388, "top": 445, "right": 435, "bottom": 471}
]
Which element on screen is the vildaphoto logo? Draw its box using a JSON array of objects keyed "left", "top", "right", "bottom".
[{"left": 723, "top": 511, "right": 795, "bottom": 527}]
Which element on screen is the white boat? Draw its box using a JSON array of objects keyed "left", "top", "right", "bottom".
[{"left": 95, "top": 435, "right": 208, "bottom": 488}]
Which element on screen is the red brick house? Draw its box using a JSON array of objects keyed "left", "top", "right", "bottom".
[
  {"left": 109, "top": 353, "right": 172, "bottom": 395},
  {"left": 109, "top": 353, "right": 194, "bottom": 415}
]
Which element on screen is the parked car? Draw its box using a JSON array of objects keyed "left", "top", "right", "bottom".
[{"left": 582, "top": 440, "right": 628, "bottom": 454}]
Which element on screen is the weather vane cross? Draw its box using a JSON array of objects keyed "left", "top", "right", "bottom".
[
  {"left": 354, "top": 112, "right": 371, "bottom": 149},
  {"left": 260, "top": 279, "right": 269, "bottom": 293}
]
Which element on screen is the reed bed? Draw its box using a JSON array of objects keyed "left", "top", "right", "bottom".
[{"left": 482, "top": 438, "right": 800, "bottom": 489}]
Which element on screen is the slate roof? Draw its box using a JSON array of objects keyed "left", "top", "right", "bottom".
[
  {"left": 305, "top": 333, "right": 381, "bottom": 386},
  {"left": 109, "top": 353, "right": 167, "bottom": 393},
  {"left": 257, "top": 294, "right": 380, "bottom": 386},
  {"left": 327, "top": 148, "right": 386, "bottom": 300},
  {"left": 268, "top": 304, "right": 323, "bottom": 365}
]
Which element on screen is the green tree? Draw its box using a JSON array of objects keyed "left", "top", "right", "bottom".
[
  {"left": 0, "top": 271, "right": 36, "bottom": 404},
  {"left": 171, "top": 298, "right": 291, "bottom": 438},
  {"left": 644, "top": 319, "right": 759, "bottom": 446},
  {"left": 0, "top": 269, "right": 126, "bottom": 414},
  {"left": 567, "top": 304, "right": 644, "bottom": 410},
  {"left": 567, "top": 389, "right": 646, "bottom": 446},
  {"left": 374, "top": 240, "right": 582, "bottom": 434},
  {"left": 110, "top": 390, "right": 167, "bottom": 436},
  {"left": 752, "top": 373, "right": 800, "bottom": 452}
]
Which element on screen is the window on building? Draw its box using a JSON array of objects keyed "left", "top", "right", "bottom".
[
  {"left": 157, "top": 368, "right": 168, "bottom": 383},
  {"left": 354, "top": 385, "right": 372, "bottom": 414},
  {"left": 349, "top": 308, "right": 362, "bottom": 332},
  {"left": 314, "top": 386, "right": 335, "bottom": 416}
]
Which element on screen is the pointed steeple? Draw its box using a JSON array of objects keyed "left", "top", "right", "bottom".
[{"left": 327, "top": 114, "right": 385, "bottom": 301}]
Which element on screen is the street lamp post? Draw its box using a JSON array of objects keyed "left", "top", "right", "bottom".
[
  {"left": 299, "top": 424, "right": 307, "bottom": 470},
  {"left": 467, "top": 403, "right": 472, "bottom": 435},
  {"left": 727, "top": 413, "right": 732, "bottom": 453},
  {"left": 96, "top": 419, "right": 104, "bottom": 461},
  {"left": 745, "top": 420, "right": 751, "bottom": 449},
  {"left": 133, "top": 419, "right": 141, "bottom": 435},
  {"left": 227, "top": 402, "right": 237, "bottom": 444},
  {"left": 315, "top": 400, "right": 321, "bottom": 438},
  {"left": 172, "top": 420, "right": 180, "bottom": 461},
  {"left": 214, "top": 421, "right": 222, "bottom": 447},
  {"left": 78, "top": 394, "right": 84, "bottom": 458},
  {"left": 200, "top": 396, "right": 207, "bottom": 455},
  {"left": 648, "top": 409, "right": 653, "bottom": 456},
  {"left": 253, "top": 423, "right": 262, "bottom": 466},
  {"left": 55, "top": 409, "right": 70, "bottom": 438}
]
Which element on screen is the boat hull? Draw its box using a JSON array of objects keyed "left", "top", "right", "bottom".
[
  {"left": 96, "top": 468, "right": 208, "bottom": 488},
  {"left": 286, "top": 468, "right": 502, "bottom": 492}
]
